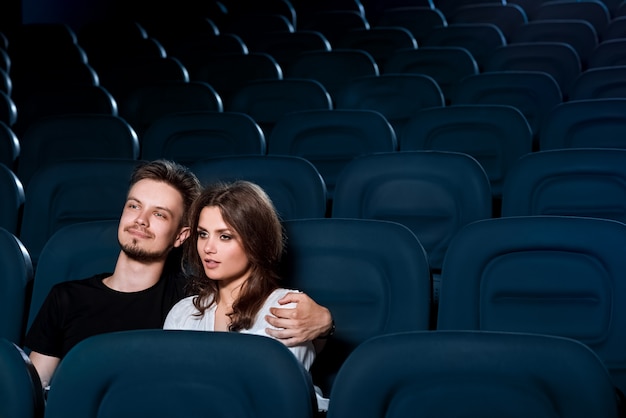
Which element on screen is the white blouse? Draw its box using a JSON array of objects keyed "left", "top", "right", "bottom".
[{"left": 164, "top": 288, "right": 328, "bottom": 410}]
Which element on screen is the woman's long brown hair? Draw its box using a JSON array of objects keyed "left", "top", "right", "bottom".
[{"left": 183, "top": 181, "right": 284, "bottom": 331}]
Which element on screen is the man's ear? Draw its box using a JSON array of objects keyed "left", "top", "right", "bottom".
[{"left": 174, "top": 227, "right": 191, "bottom": 248}]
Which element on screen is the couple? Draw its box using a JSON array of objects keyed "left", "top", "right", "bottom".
[{"left": 24, "top": 159, "right": 334, "bottom": 410}]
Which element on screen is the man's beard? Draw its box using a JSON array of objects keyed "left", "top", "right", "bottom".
[{"left": 120, "top": 239, "right": 172, "bottom": 263}]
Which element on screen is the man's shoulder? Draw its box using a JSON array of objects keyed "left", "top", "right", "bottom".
[{"left": 50, "top": 273, "right": 111, "bottom": 292}]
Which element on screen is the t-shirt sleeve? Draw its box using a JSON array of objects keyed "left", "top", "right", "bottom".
[{"left": 23, "top": 286, "right": 67, "bottom": 358}]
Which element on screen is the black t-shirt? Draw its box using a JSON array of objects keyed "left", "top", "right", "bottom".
[{"left": 24, "top": 269, "right": 187, "bottom": 358}]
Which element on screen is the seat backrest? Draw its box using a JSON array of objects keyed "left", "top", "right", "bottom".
[
  {"left": 226, "top": 0, "right": 297, "bottom": 26},
  {"left": 11, "top": 60, "right": 98, "bottom": 106},
  {"left": 97, "top": 56, "right": 189, "bottom": 102},
  {"left": 334, "top": 73, "right": 445, "bottom": 134},
  {"left": 422, "top": 23, "right": 507, "bottom": 70},
  {"left": 332, "top": 150, "right": 492, "bottom": 273},
  {"left": 268, "top": 109, "right": 397, "bottom": 199},
  {"left": 141, "top": 111, "right": 266, "bottom": 164},
  {"left": 9, "top": 36, "right": 89, "bottom": 77},
  {"left": 19, "top": 159, "right": 137, "bottom": 267},
  {"left": 484, "top": 42, "right": 582, "bottom": 100},
  {"left": 0, "top": 121, "right": 20, "bottom": 170},
  {"left": 436, "top": 215, "right": 626, "bottom": 395},
  {"left": 436, "top": 0, "right": 506, "bottom": 18},
  {"left": 144, "top": 13, "right": 215, "bottom": 40},
  {"left": 601, "top": 16, "right": 626, "bottom": 41},
  {"left": 44, "top": 330, "right": 317, "bottom": 418},
  {"left": 299, "top": 10, "right": 370, "bottom": 44},
  {"left": 327, "top": 330, "right": 621, "bottom": 418},
  {"left": 447, "top": 3, "right": 528, "bottom": 40},
  {"left": 227, "top": 78, "right": 333, "bottom": 137},
  {"left": 280, "top": 218, "right": 432, "bottom": 395},
  {"left": 26, "top": 219, "right": 120, "bottom": 330},
  {"left": 78, "top": 19, "right": 149, "bottom": 59},
  {"left": 0, "top": 338, "right": 44, "bottom": 418},
  {"left": 190, "top": 52, "right": 283, "bottom": 107},
  {"left": 383, "top": 46, "right": 478, "bottom": 104},
  {"left": 529, "top": 0, "right": 611, "bottom": 36},
  {"left": 378, "top": 0, "right": 436, "bottom": 9},
  {"left": 223, "top": 13, "right": 295, "bottom": 45},
  {"left": 0, "top": 90, "right": 17, "bottom": 127},
  {"left": 77, "top": 18, "right": 148, "bottom": 52},
  {"left": 588, "top": 39, "right": 626, "bottom": 68},
  {"left": 246, "top": 30, "right": 331, "bottom": 70},
  {"left": 0, "top": 47, "right": 8, "bottom": 73},
  {"left": 501, "top": 148, "right": 626, "bottom": 222},
  {"left": 285, "top": 49, "right": 380, "bottom": 100},
  {"left": 11, "top": 85, "right": 117, "bottom": 137},
  {"left": 0, "top": 163, "right": 24, "bottom": 235},
  {"left": 375, "top": 6, "right": 447, "bottom": 43},
  {"left": 17, "top": 114, "right": 139, "bottom": 188},
  {"left": 117, "top": 80, "right": 224, "bottom": 139},
  {"left": 400, "top": 104, "right": 532, "bottom": 197},
  {"left": 295, "top": 0, "right": 367, "bottom": 18},
  {"left": 141, "top": 12, "right": 214, "bottom": 38},
  {"left": 538, "top": 98, "right": 626, "bottom": 150},
  {"left": 0, "top": 67, "right": 11, "bottom": 96},
  {"left": 569, "top": 65, "right": 626, "bottom": 100},
  {"left": 8, "top": 24, "right": 77, "bottom": 64},
  {"left": 510, "top": 19, "right": 598, "bottom": 69},
  {"left": 334, "top": 27, "right": 418, "bottom": 68},
  {"left": 451, "top": 70, "right": 562, "bottom": 138},
  {"left": 167, "top": 33, "right": 249, "bottom": 73},
  {"left": 0, "top": 228, "right": 32, "bottom": 344},
  {"left": 9, "top": 22, "right": 77, "bottom": 52},
  {"left": 191, "top": 155, "right": 328, "bottom": 220}
]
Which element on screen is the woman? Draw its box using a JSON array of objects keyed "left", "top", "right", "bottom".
[{"left": 164, "top": 180, "right": 328, "bottom": 412}]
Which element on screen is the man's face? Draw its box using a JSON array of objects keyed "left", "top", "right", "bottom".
[{"left": 118, "top": 179, "right": 186, "bottom": 263}]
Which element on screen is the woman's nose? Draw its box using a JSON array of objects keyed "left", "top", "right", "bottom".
[{"left": 203, "top": 238, "right": 216, "bottom": 253}]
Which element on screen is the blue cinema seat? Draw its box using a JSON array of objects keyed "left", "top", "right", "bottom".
[
  {"left": 332, "top": 150, "right": 492, "bottom": 285},
  {"left": 280, "top": 218, "right": 432, "bottom": 396},
  {"left": 0, "top": 228, "right": 32, "bottom": 345},
  {"left": 191, "top": 155, "right": 328, "bottom": 220},
  {"left": 0, "top": 338, "right": 44, "bottom": 418},
  {"left": 268, "top": 108, "right": 397, "bottom": 200},
  {"left": 437, "top": 215, "right": 626, "bottom": 396},
  {"left": 44, "top": 330, "right": 318, "bottom": 418},
  {"left": 501, "top": 148, "right": 626, "bottom": 223},
  {"left": 327, "top": 330, "right": 621, "bottom": 418},
  {"left": 19, "top": 159, "right": 137, "bottom": 266}
]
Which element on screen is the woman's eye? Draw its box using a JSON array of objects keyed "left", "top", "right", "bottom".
[{"left": 220, "top": 234, "right": 232, "bottom": 241}]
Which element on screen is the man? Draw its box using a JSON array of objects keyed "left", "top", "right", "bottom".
[{"left": 25, "top": 159, "right": 333, "bottom": 387}]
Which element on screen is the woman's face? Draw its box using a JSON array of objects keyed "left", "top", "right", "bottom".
[{"left": 196, "top": 206, "right": 251, "bottom": 285}]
